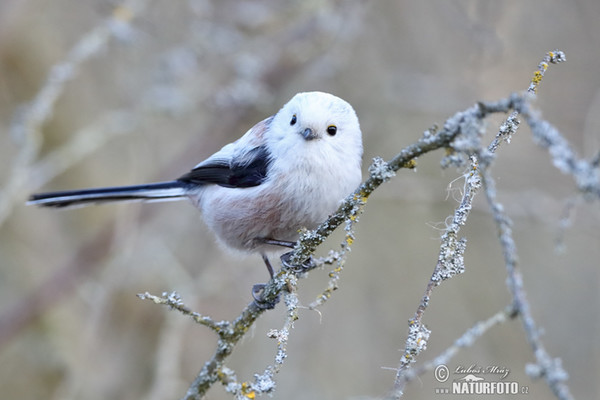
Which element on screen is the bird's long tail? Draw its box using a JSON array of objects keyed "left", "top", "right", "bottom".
[{"left": 28, "top": 181, "right": 188, "bottom": 208}]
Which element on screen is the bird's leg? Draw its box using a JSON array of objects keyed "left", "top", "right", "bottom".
[
  {"left": 261, "top": 253, "right": 275, "bottom": 278},
  {"left": 251, "top": 237, "right": 315, "bottom": 309},
  {"left": 252, "top": 237, "right": 293, "bottom": 281},
  {"left": 252, "top": 252, "right": 280, "bottom": 309},
  {"left": 256, "top": 237, "right": 314, "bottom": 270},
  {"left": 258, "top": 238, "right": 296, "bottom": 249}
]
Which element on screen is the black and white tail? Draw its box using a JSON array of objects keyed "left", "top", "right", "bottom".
[{"left": 28, "top": 181, "right": 188, "bottom": 208}]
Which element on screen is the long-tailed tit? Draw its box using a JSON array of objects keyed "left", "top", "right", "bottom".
[{"left": 29, "top": 91, "right": 363, "bottom": 302}]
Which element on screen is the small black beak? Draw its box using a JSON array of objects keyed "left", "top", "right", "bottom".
[{"left": 301, "top": 128, "right": 318, "bottom": 141}]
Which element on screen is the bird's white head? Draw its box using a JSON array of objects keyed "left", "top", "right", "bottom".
[{"left": 266, "top": 91, "right": 363, "bottom": 167}]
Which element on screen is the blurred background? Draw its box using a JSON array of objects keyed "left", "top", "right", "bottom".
[{"left": 1, "top": 1, "right": 599, "bottom": 399}]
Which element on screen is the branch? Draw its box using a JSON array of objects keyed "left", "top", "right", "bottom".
[
  {"left": 389, "top": 50, "right": 574, "bottom": 399},
  {"left": 137, "top": 292, "right": 230, "bottom": 334},
  {"left": 482, "top": 51, "right": 583, "bottom": 400},
  {"left": 395, "top": 306, "right": 516, "bottom": 388},
  {"left": 481, "top": 166, "right": 573, "bottom": 400},
  {"left": 390, "top": 154, "right": 486, "bottom": 398}
]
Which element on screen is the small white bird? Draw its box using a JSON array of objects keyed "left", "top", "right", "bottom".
[{"left": 29, "top": 92, "right": 363, "bottom": 299}]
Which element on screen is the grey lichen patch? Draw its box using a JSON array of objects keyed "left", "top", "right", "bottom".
[{"left": 369, "top": 156, "right": 396, "bottom": 182}]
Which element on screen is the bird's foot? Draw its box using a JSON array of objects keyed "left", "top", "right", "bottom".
[
  {"left": 252, "top": 283, "right": 280, "bottom": 309},
  {"left": 280, "top": 251, "right": 315, "bottom": 272}
]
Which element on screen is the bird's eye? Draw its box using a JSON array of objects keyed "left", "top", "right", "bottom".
[
  {"left": 290, "top": 114, "right": 297, "bottom": 126},
  {"left": 326, "top": 125, "right": 337, "bottom": 136}
]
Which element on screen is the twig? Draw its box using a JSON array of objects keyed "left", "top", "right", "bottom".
[
  {"left": 390, "top": 155, "right": 483, "bottom": 398},
  {"left": 520, "top": 105, "right": 600, "bottom": 199},
  {"left": 528, "top": 50, "right": 567, "bottom": 93},
  {"left": 137, "top": 292, "right": 230, "bottom": 334},
  {"left": 481, "top": 169, "right": 573, "bottom": 400},
  {"left": 181, "top": 293, "right": 285, "bottom": 400},
  {"left": 396, "top": 306, "right": 515, "bottom": 387},
  {"left": 389, "top": 93, "right": 521, "bottom": 397},
  {"left": 244, "top": 286, "right": 300, "bottom": 398}
]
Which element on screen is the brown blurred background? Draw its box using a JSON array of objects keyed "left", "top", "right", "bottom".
[{"left": 1, "top": 1, "right": 599, "bottom": 399}]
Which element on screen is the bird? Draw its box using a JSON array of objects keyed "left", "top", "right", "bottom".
[{"left": 29, "top": 91, "right": 363, "bottom": 304}]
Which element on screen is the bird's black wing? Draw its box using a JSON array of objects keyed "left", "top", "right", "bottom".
[{"left": 178, "top": 146, "right": 272, "bottom": 188}]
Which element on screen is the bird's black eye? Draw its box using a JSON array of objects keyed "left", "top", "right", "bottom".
[
  {"left": 290, "top": 114, "right": 297, "bottom": 126},
  {"left": 326, "top": 125, "right": 337, "bottom": 136}
]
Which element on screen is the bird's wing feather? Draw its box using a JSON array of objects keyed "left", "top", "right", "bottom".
[
  {"left": 178, "top": 146, "right": 271, "bottom": 188},
  {"left": 178, "top": 116, "right": 274, "bottom": 188}
]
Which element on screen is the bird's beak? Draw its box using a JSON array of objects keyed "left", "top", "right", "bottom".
[{"left": 301, "top": 128, "right": 318, "bottom": 141}]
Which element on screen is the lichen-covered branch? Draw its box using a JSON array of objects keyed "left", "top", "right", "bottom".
[
  {"left": 389, "top": 50, "right": 576, "bottom": 400},
  {"left": 394, "top": 306, "right": 516, "bottom": 388},
  {"left": 390, "top": 155, "right": 485, "bottom": 399},
  {"left": 481, "top": 168, "right": 573, "bottom": 400},
  {"left": 137, "top": 291, "right": 230, "bottom": 334}
]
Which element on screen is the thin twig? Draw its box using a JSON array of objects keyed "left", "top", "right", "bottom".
[
  {"left": 396, "top": 306, "right": 515, "bottom": 387},
  {"left": 137, "top": 292, "right": 230, "bottom": 334},
  {"left": 390, "top": 155, "right": 483, "bottom": 398},
  {"left": 481, "top": 168, "right": 573, "bottom": 400}
]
